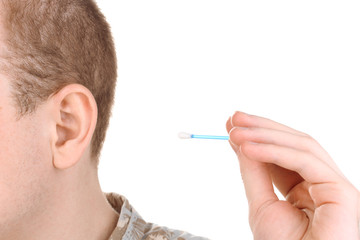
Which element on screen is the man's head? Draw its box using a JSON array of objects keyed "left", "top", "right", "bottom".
[
  {"left": 0, "top": 1, "right": 117, "bottom": 236},
  {"left": 0, "top": 0, "right": 117, "bottom": 165}
]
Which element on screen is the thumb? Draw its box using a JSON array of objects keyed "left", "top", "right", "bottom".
[
  {"left": 227, "top": 116, "right": 278, "bottom": 223},
  {"left": 229, "top": 132, "right": 278, "bottom": 226}
]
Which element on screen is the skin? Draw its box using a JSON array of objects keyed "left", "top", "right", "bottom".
[
  {"left": 1, "top": 78, "right": 359, "bottom": 240},
  {"left": 0, "top": 17, "right": 358, "bottom": 239},
  {"left": 227, "top": 111, "right": 360, "bottom": 239},
  {"left": 0, "top": 75, "right": 118, "bottom": 240},
  {"left": 0, "top": 78, "right": 359, "bottom": 239}
]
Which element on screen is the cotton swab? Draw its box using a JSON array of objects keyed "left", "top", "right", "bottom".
[{"left": 178, "top": 132, "right": 229, "bottom": 140}]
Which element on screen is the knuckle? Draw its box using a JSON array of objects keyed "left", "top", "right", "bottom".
[{"left": 300, "top": 135, "right": 320, "bottom": 151}]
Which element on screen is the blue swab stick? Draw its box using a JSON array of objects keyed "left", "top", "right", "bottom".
[{"left": 178, "top": 132, "right": 229, "bottom": 140}]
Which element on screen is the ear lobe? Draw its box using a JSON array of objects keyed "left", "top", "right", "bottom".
[{"left": 50, "top": 84, "right": 98, "bottom": 169}]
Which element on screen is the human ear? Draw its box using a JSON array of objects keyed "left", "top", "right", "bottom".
[{"left": 49, "top": 84, "right": 98, "bottom": 169}]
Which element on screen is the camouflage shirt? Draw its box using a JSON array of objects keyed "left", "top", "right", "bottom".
[{"left": 106, "top": 192, "right": 210, "bottom": 240}]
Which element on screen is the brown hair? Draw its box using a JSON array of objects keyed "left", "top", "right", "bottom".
[{"left": 0, "top": 0, "right": 117, "bottom": 165}]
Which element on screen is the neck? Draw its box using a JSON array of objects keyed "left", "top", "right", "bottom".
[{"left": 2, "top": 160, "right": 119, "bottom": 240}]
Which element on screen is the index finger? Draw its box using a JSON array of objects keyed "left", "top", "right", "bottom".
[{"left": 230, "top": 111, "right": 308, "bottom": 137}]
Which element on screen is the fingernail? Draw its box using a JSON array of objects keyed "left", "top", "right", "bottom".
[
  {"left": 234, "top": 111, "right": 248, "bottom": 116},
  {"left": 229, "top": 127, "right": 248, "bottom": 139},
  {"left": 231, "top": 127, "right": 248, "bottom": 132},
  {"left": 229, "top": 127, "right": 247, "bottom": 135}
]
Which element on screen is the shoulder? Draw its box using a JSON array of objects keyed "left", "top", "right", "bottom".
[{"left": 105, "top": 192, "right": 210, "bottom": 240}]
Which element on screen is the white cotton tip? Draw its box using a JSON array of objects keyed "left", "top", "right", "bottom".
[{"left": 178, "top": 132, "right": 192, "bottom": 139}]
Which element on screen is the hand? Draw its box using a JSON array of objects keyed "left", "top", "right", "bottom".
[{"left": 226, "top": 111, "right": 360, "bottom": 240}]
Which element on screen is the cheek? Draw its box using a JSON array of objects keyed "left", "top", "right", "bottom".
[{"left": 0, "top": 116, "right": 53, "bottom": 225}]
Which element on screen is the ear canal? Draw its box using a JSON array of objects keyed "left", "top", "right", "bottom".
[{"left": 56, "top": 109, "right": 79, "bottom": 147}]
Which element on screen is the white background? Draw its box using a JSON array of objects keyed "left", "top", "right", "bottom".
[{"left": 96, "top": 1, "right": 360, "bottom": 239}]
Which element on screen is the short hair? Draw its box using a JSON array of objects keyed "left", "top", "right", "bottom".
[{"left": 0, "top": 0, "right": 117, "bottom": 166}]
